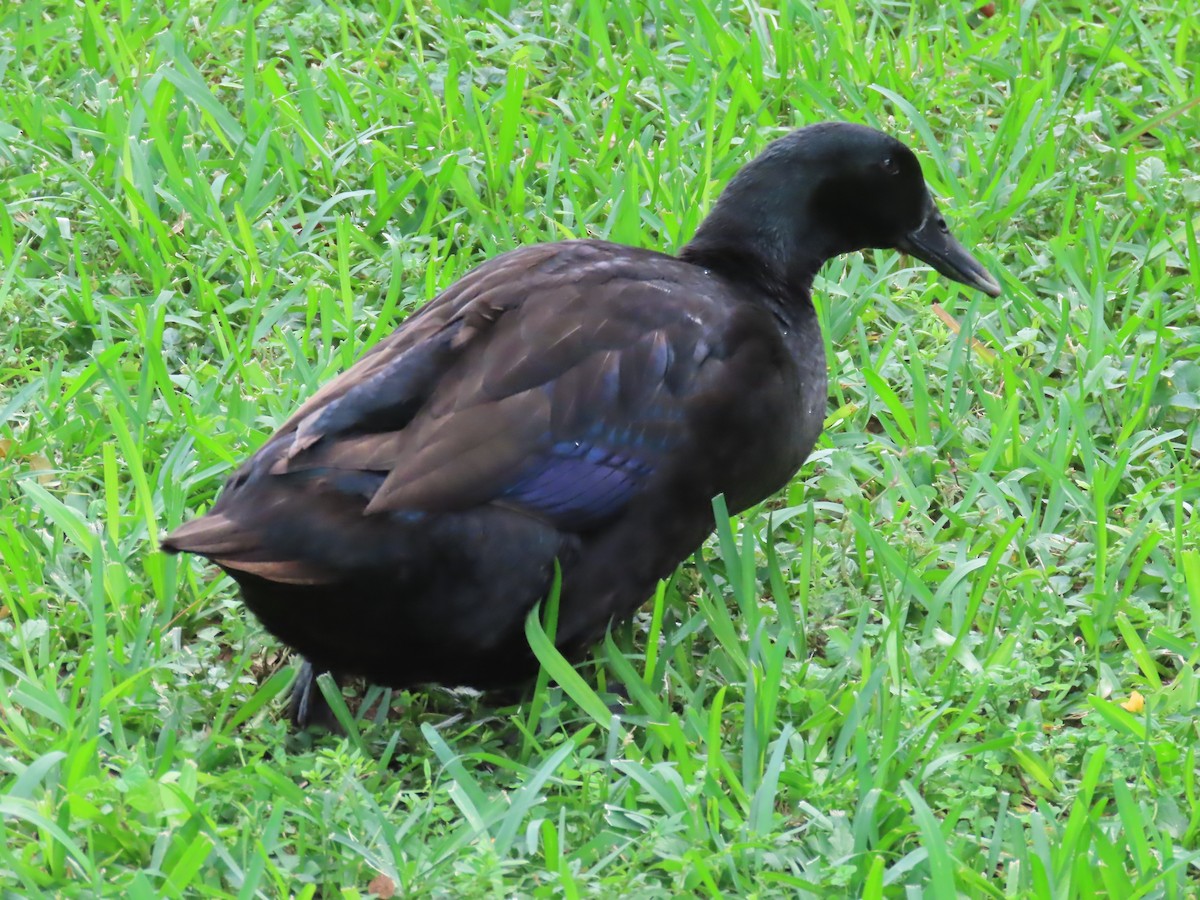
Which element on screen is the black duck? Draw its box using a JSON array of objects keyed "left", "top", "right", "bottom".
[{"left": 163, "top": 122, "right": 1002, "bottom": 727}]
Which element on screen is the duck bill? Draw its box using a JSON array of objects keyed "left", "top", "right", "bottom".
[{"left": 896, "top": 212, "right": 1002, "bottom": 297}]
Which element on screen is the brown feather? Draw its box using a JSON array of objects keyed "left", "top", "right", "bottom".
[
  {"left": 160, "top": 513, "right": 247, "bottom": 556},
  {"left": 209, "top": 558, "right": 332, "bottom": 585}
]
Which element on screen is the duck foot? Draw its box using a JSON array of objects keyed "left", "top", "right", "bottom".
[{"left": 286, "top": 659, "right": 344, "bottom": 731}]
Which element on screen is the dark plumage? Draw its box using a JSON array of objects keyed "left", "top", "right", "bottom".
[{"left": 162, "top": 122, "right": 1002, "bottom": 728}]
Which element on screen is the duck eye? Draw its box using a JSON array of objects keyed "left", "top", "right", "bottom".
[{"left": 880, "top": 157, "right": 900, "bottom": 175}]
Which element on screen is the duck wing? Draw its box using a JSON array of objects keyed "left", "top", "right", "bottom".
[{"left": 164, "top": 240, "right": 785, "bottom": 580}]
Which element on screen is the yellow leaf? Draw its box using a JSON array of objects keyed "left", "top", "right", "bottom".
[{"left": 1120, "top": 691, "right": 1145, "bottom": 714}]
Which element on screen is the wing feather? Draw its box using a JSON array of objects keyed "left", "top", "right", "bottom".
[{"left": 173, "top": 241, "right": 743, "bottom": 562}]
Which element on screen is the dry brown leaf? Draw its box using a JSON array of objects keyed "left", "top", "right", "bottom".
[
  {"left": 368, "top": 873, "right": 396, "bottom": 898},
  {"left": 29, "top": 452, "right": 57, "bottom": 485},
  {"left": 931, "top": 303, "right": 998, "bottom": 363}
]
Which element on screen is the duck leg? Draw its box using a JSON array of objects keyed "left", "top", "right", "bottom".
[{"left": 286, "top": 659, "right": 343, "bottom": 731}]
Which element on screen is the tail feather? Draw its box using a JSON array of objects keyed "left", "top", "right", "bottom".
[
  {"left": 160, "top": 513, "right": 245, "bottom": 556},
  {"left": 162, "top": 512, "right": 331, "bottom": 585}
]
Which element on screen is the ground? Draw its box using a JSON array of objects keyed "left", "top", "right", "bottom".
[{"left": 1, "top": 0, "right": 1198, "bottom": 896}]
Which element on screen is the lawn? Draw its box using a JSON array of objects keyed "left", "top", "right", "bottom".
[{"left": 2, "top": 0, "right": 1199, "bottom": 896}]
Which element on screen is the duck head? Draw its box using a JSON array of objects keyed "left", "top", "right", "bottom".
[{"left": 683, "top": 121, "right": 1002, "bottom": 299}]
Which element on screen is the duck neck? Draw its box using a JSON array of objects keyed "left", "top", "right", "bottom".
[{"left": 681, "top": 218, "right": 834, "bottom": 329}]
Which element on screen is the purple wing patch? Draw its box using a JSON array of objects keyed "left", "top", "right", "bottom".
[{"left": 501, "top": 441, "right": 655, "bottom": 528}]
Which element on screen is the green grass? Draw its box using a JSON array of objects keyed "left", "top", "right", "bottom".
[{"left": 2, "top": 0, "right": 1198, "bottom": 895}]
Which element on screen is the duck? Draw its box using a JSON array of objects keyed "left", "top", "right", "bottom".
[{"left": 162, "top": 121, "right": 1002, "bottom": 728}]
